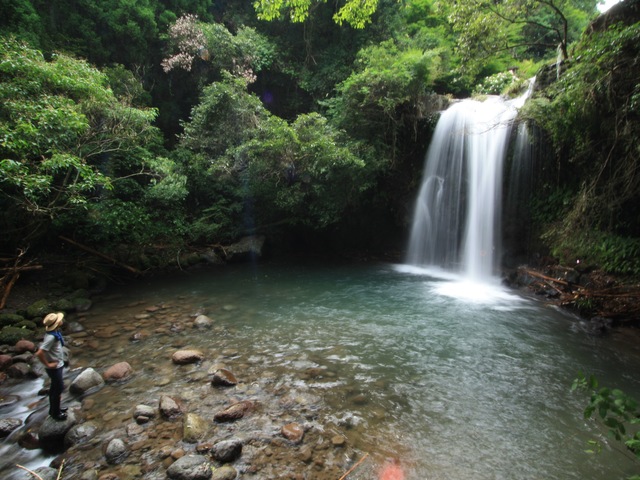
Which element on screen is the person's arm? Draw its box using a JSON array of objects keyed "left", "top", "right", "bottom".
[{"left": 35, "top": 348, "right": 58, "bottom": 369}]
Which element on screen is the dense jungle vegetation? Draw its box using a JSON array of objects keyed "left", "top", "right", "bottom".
[{"left": 1, "top": 0, "right": 639, "bottom": 279}]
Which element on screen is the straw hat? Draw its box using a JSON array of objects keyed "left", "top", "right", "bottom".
[{"left": 43, "top": 312, "right": 64, "bottom": 331}]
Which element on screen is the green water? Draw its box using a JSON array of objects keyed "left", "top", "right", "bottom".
[{"left": 2, "top": 259, "right": 639, "bottom": 479}]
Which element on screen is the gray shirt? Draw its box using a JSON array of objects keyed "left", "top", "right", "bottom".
[{"left": 40, "top": 333, "right": 64, "bottom": 369}]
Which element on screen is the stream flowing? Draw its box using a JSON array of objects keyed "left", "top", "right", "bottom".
[{"left": 1, "top": 260, "right": 640, "bottom": 479}]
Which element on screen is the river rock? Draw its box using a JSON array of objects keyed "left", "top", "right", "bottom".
[
  {"left": 24, "top": 467, "right": 58, "bottom": 480},
  {"left": 104, "top": 437, "right": 128, "bottom": 464},
  {"left": 39, "top": 411, "right": 77, "bottom": 452},
  {"left": 210, "top": 368, "right": 237, "bottom": 387},
  {"left": 210, "top": 438, "right": 242, "bottom": 463},
  {"left": 103, "top": 361, "right": 133, "bottom": 382},
  {"left": 0, "top": 354, "right": 12, "bottom": 370},
  {"left": 64, "top": 421, "right": 99, "bottom": 448},
  {"left": 225, "top": 235, "right": 266, "bottom": 263},
  {"left": 211, "top": 466, "right": 237, "bottom": 480},
  {"left": 70, "top": 367, "right": 105, "bottom": 394},
  {"left": 7, "top": 362, "right": 31, "bottom": 378},
  {"left": 133, "top": 404, "right": 156, "bottom": 423},
  {"left": 12, "top": 352, "right": 33, "bottom": 363},
  {"left": 183, "top": 412, "right": 208, "bottom": 443},
  {"left": 193, "top": 315, "right": 213, "bottom": 329},
  {"left": 18, "top": 430, "right": 40, "bottom": 449},
  {"left": 14, "top": 339, "right": 36, "bottom": 353},
  {"left": 281, "top": 423, "right": 304, "bottom": 443},
  {"left": 67, "top": 321, "right": 86, "bottom": 333},
  {"left": 166, "top": 454, "right": 212, "bottom": 480},
  {"left": 160, "top": 395, "right": 184, "bottom": 420},
  {"left": 213, "top": 400, "right": 254, "bottom": 423},
  {"left": 0, "top": 417, "right": 22, "bottom": 437},
  {"left": 172, "top": 349, "right": 205, "bottom": 365}
]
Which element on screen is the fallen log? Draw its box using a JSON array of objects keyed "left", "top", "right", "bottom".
[{"left": 59, "top": 236, "right": 142, "bottom": 275}]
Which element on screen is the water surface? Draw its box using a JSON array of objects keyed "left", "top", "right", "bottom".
[{"left": 2, "top": 260, "right": 639, "bottom": 479}]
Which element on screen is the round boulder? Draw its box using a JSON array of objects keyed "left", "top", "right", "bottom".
[
  {"left": 103, "top": 361, "right": 133, "bottom": 382},
  {"left": 64, "top": 421, "right": 99, "bottom": 448},
  {"left": 281, "top": 423, "right": 304, "bottom": 444},
  {"left": 166, "top": 454, "right": 212, "bottom": 480},
  {"left": 38, "top": 411, "right": 77, "bottom": 452},
  {"left": 171, "top": 349, "right": 204, "bottom": 365},
  {"left": 70, "top": 367, "right": 105, "bottom": 394},
  {"left": 193, "top": 315, "right": 213, "bottom": 329},
  {"left": 104, "top": 437, "right": 128, "bottom": 465},
  {"left": 160, "top": 395, "right": 184, "bottom": 420},
  {"left": 211, "top": 466, "right": 237, "bottom": 480},
  {"left": 210, "top": 438, "right": 242, "bottom": 463},
  {"left": 183, "top": 412, "right": 208, "bottom": 443},
  {"left": 14, "top": 339, "right": 36, "bottom": 353}
]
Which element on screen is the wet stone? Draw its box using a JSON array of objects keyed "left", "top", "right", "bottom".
[{"left": 281, "top": 423, "right": 305, "bottom": 444}]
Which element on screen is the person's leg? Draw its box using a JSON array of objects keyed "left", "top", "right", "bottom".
[{"left": 46, "top": 367, "right": 64, "bottom": 416}]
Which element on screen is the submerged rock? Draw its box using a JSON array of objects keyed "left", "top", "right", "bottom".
[
  {"left": 210, "top": 368, "right": 237, "bottom": 387},
  {"left": 213, "top": 400, "right": 254, "bottom": 423},
  {"left": 160, "top": 395, "right": 184, "bottom": 420},
  {"left": 210, "top": 438, "right": 242, "bottom": 463},
  {"left": 281, "top": 423, "right": 304, "bottom": 444},
  {"left": 183, "top": 412, "right": 208, "bottom": 443},
  {"left": 166, "top": 454, "right": 212, "bottom": 480},
  {"left": 172, "top": 349, "right": 204, "bottom": 365},
  {"left": 104, "top": 437, "right": 128, "bottom": 464},
  {"left": 102, "top": 361, "right": 133, "bottom": 382}
]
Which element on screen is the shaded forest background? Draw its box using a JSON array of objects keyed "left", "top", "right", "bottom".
[{"left": 1, "top": 0, "right": 639, "bottom": 280}]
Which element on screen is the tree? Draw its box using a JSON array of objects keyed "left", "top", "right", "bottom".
[
  {"left": 0, "top": 39, "right": 160, "bottom": 250},
  {"left": 447, "top": 0, "right": 597, "bottom": 77},
  {"left": 327, "top": 38, "right": 444, "bottom": 161},
  {"left": 252, "top": 0, "right": 380, "bottom": 28},
  {"left": 176, "top": 73, "right": 372, "bottom": 235}
]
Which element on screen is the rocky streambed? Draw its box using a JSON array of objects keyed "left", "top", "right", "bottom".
[{"left": 0, "top": 294, "right": 376, "bottom": 480}]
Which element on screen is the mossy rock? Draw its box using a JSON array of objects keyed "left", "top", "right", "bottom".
[
  {"left": 0, "top": 326, "right": 35, "bottom": 345},
  {"left": 51, "top": 298, "right": 75, "bottom": 312},
  {"left": 25, "top": 299, "right": 51, "bottom": 319},
  {"left": 14, "top": 320, "right": 38, "bottom": 330},
  {"left": 0, "top": 313, "right": 24, "bottom": 327}
]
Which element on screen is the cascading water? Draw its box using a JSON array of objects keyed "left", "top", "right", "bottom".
[{"left": 406, "top": 85, "right": 533, "bottom": 282}]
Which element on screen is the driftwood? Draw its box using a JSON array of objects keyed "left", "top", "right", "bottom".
[
  {"left": 519, "top": 266, "right": 640, "bottom": 321},
  {"left": 59, "top": 236, "right": 141, "bottom": 275}
]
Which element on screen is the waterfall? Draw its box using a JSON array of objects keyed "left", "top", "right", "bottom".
[{"left": 406, "top": 86, "right": 533, "bottom": 282}]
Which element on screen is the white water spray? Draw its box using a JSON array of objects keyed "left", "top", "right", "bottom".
[{"left": 406, "top": 85, "right": 533, "bottom": 283}]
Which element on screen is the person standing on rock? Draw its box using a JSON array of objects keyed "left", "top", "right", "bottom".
[{"left": 35, "top": 312, "right": 68, "bottom": 421}]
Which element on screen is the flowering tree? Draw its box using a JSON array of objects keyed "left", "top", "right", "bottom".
[{"left": 161, "top": 15, "right": 274, "bottom": 84}]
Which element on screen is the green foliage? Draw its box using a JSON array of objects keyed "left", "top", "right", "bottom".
[
  {"left": 226, "top": 112, "right": 371, "bottom": 228},
  {"left": 544, "top": 228, "right": 640, "bottom": 276},
  {"left": 179, "top": 72, "right": 269, "bottom": 160},
  {"left": 523, "top": 21, "right": 640, "bottom": 275},
  {"left": 253, "top": 0, "right": 379, "bottom": 28},
  {"left": 448, "top": 0, "right": 597, "bottom": 79},
  {"left": 573, "top": 373, "right": 640, "bottom": 472},
  {"left": 328, "top": 38, "right": 443, "bottom": 151},
  {"left": 0, "top": 38, "right": 163, "bottom": 251}
]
